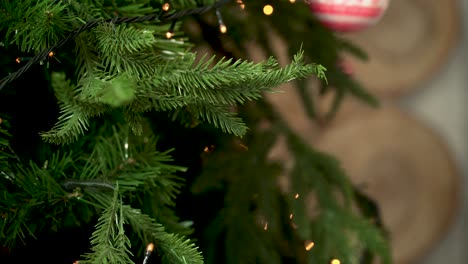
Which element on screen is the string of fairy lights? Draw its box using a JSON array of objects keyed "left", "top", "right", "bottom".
[
  {"left": 259, "top": 191, "right": 341, "bottom": 263},
  {"left": 0, "top": 0, "right": 231, "bottom": 90},
  {"left": 287, "top": 192, "right": 342, "bottom": 264},
  {"left": 261, "top": 0, "right": 301, "bottom": 16},
  {"left": 154, "top": 0, "right": 310, "bottom": 38},
  {"left": 0, "top": 0, "right": 312, "bottom": 90},
  {"left": 202, "top": 145, "right": 343, "bottom": 264}
]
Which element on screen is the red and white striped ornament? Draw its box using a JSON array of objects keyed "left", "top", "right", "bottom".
[{"left": 307, "top": 0, "right": 390, "bottom": 32}]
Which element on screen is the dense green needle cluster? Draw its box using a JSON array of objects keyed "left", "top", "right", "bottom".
[
  {"left": 42, "top": 49, "right": 323, "bottom": 144},
  {"left": 0, "top": 123, "right": 204, "bottom": 263},
  {"left": 0, "top": 117, "right": 10, "bottom": 170}
]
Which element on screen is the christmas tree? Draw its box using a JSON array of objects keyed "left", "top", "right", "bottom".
[{"left": 0, "top": 1, "right": 390, "bottom": 263}]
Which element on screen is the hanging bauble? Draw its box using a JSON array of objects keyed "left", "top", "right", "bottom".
[{"left": 307, "top": 0, "right": 390, "bottom": 32}]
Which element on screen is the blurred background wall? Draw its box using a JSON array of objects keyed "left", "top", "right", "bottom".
[{"left": 402, "top": 0, "right": 467, "bottom": 263}]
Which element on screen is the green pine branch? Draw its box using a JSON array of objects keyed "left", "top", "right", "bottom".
[
  {"left": 146, "top": 51, "right": 322, "bottom": 107},
  {"left": 286, "top": 130, "right": 390, "bottom": 264},
  {"left": 0, "top": 116, "right": 11, "bottom": 170},
  {"left": 86, "top": 126, "right": 186, "bottom": 202},
  {"left": 108, "top": 2, "right": 158, "bottom": 17},
  {"left": 40, "top": 72, "right": 110, "bottom": 144},
  {"left": 191, "top": 130, "right": 296, "bottom": 264},
  {"left": 0, "top": 151, "right": 76, "bottom": 247},
  {"left": 217, "top": 1, "right": 376, "bottom": 121},
  {"left": 192, "top": 103, "right": 248, "bottom": 137},
  {"left": 42, "top": 49, "right": 323, "bottom": 144},
  {"left": 74, "top": 32, "right": 100, "bottom": 78},
  {"left": 94, "top": 23, "right": 157, "bottom": 78},
  {"left": 123, "top": 206, "right": 204, "bottom": 264},
  {"left": 4, "top": 0, "right": 325, "bottom": 146},
  {"left": 41, "top": 103, "right": 92, "bottom": 144},
  {"left": 67, "top": 0, "right": 102, "bottom": 21},
  {"left": 2, "top": 123, "right": 190, "bottom": 251},
  {"left": 81, "top": 187, "right": 135, "bottom": 264},
  {"left": 3, "top": 0, "right": 72, "bottom": 52}
]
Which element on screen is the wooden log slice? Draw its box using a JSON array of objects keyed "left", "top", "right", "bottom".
[
  {"left": 313, "top": 107, "right": 459, "bottom": 263},
  {"left": 340, "top": 0, "right": 459, "bottom": 97}
]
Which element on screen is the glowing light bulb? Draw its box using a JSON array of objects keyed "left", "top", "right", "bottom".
[
  {"left": 289, "top": 213, "right": 293, "bottom": 219},
  {"left": 204, "top": 145, "right": 215, "bottom": 153},
  {"left": 263, "top": 5, "right": 273, "bottom": 15},
  {"left": 143, "top": 243, "right": 155, "bottom": 264},
  {"left": 305, "top": 240, "right": 315, "bottom": 251},
  {"left": 236, "top": 0, "right": 245, "bottom": 9},
  {"left": 15, "top": 57, "right": 21, "bottom": 63},
  {"left": 166, "top": 31, "right": 173, "bottom": 39},
  {"left": 290, "top": 0, "right": 296, "bottom": 3},
  {"left": 237, "top": 142, "right": 248, "bottom": 150},
  {"left": 263, "top": 222, "right": 268, "bottom": 231},
  {"left": 162, "top": 3, "right": 170, "bottom": 11},
  {"left": 146, "top": 243, "right": 154, "bottom": 252},
  {"left": 219, "top": 24, "right": 227, "bottom": 34},
  {"left": 48, "top": 51, "right": 55, "bottom": 57},
  {"left": 294, "top": 193, "right": 299, "bottom": 199},
  {"left": 331, "top": 259, "right": 341, "bottom": 264}
]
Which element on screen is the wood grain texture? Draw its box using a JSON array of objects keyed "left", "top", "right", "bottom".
[
  {"left": 340, "top": 0, "right": 459, "bottom": 97},
  {"left": 313, "top": 106, "right": 460, "bottom": 264}
]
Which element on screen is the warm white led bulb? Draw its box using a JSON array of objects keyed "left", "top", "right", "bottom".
[
  {"left": 331, "top": 259, "right": 341, "bottom": 264},
  {"left": 219, "top": 24, "right": 227, "bottom": 34},
  {"left": 305, "top": 240, "right": 315, "bottom": 251},
  {"left": 263, "top": 5, "right": 273, "bottom": 15}
]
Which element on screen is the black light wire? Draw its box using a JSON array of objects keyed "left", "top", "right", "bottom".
[{"left": 0, "top": 0, "right": 232, "bottom": 90}]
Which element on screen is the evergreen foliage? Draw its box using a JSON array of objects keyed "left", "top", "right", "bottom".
[
  {"left": 210, "top": 0, "right": 378, "bottom": 119},
  {"left": 191, "top": 100, "right": 390, "bottom": 264},
  {"left": 0, "top": 116, "right": 10, "bottom": 170},
  {"left": 41, "top": 49, "right": 322, "bottom": 144},
  {"left": 0, "top": 0, "right": 391, "bottom": 263},
  {"left": 0, "top": 122, "right": 203, "bottom": 262},
  {"left": 286, "top": 131, "right": 390, "bottom": 264},
  {"left": 81, "top": 187, "right": 135, "bottom": 264}
]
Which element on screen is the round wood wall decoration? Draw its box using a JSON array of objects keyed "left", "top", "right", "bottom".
[
  {"left": 340, "top": 0, "right": 459, "bottom": 97},
  {"left": 313, "top": 107, "right": 459, "bottom": 263}
]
